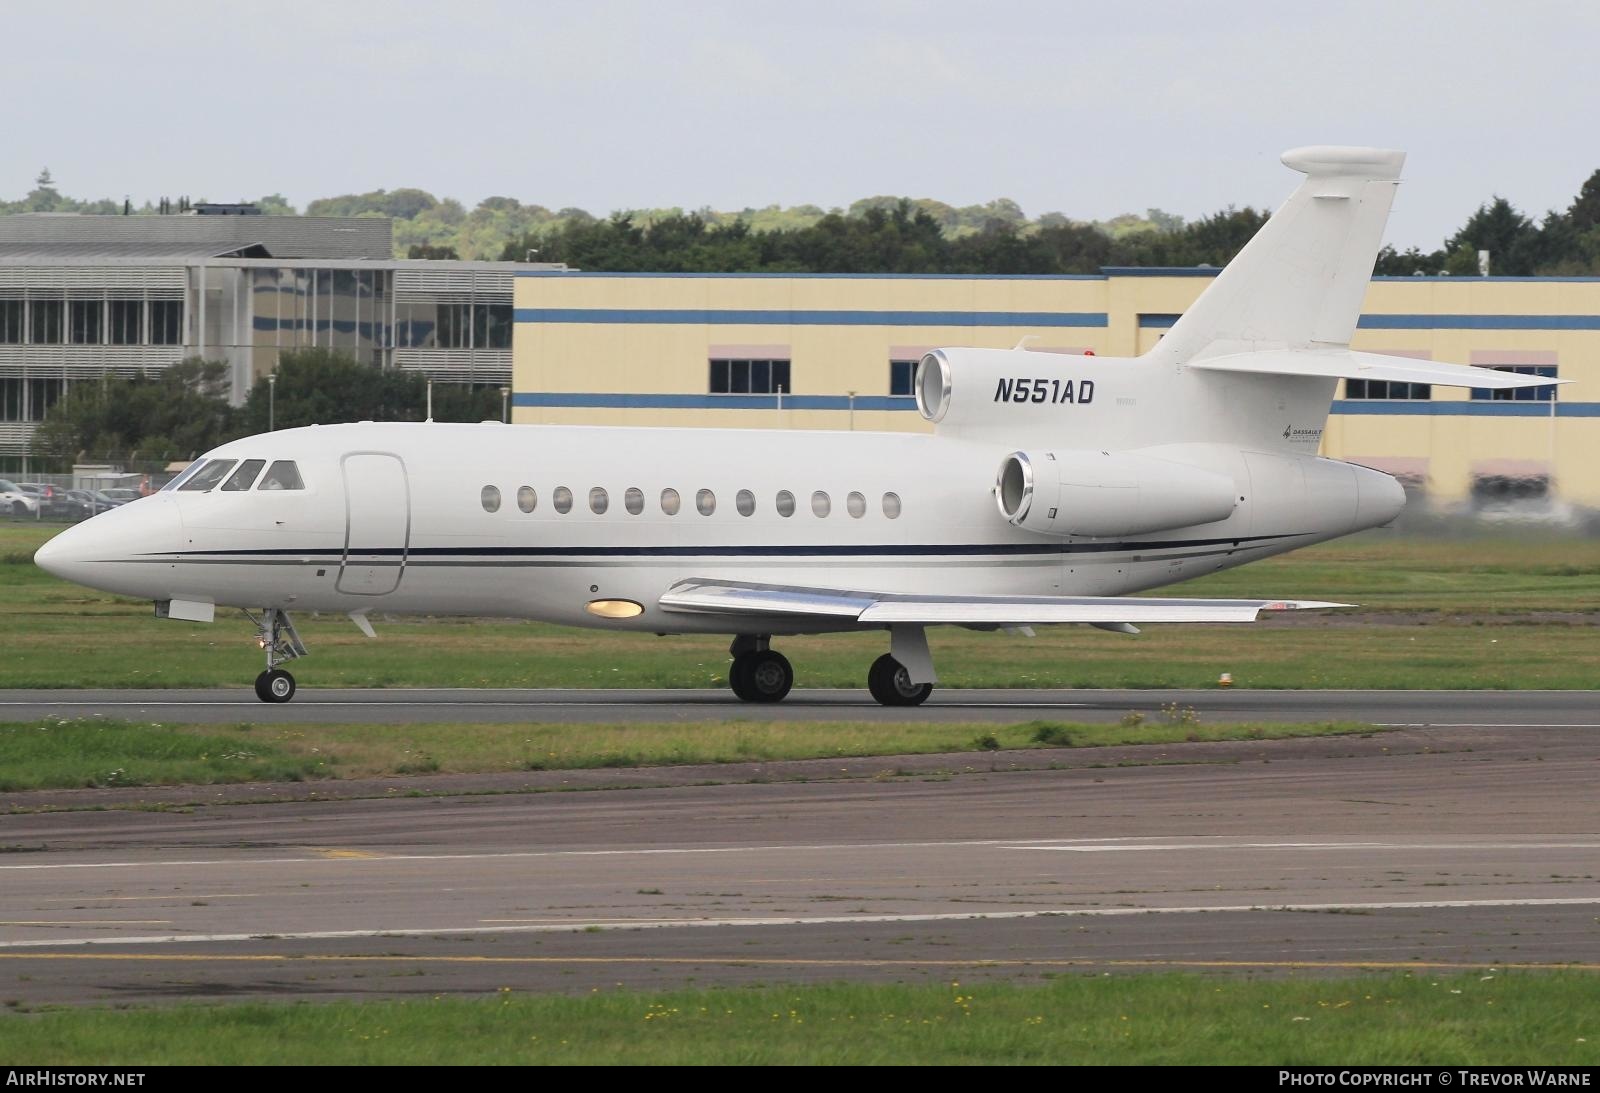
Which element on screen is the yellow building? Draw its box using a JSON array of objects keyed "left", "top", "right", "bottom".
[{"left": 512, "top": 270, "right": 1599, "bottom": 507}]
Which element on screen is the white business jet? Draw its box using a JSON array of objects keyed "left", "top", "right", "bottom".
[{"left": 34, "top": 147, "right": 1555, "bottom": 705}]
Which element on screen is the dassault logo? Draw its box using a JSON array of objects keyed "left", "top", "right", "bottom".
[
  {"left": 1282, "top": 424, "right": 1323, "bottom": 443},
  {"left": 994, "top": 378, "right": 1095, "bottom": 405}
]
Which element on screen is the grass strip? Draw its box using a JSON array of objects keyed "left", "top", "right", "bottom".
[
  {"left": 0, "top": 717, "right": 1381, "bottom": 791},
  {"left": 0, "top": 972, "right": 1595, "bottom": 1065}
]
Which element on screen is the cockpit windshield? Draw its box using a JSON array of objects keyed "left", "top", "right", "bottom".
[
  {"left": 178, "top": 460, "right": 238, "bottom": 492},
  {"left": 161, "top": 460, "right": 209, "bottom": 492}
]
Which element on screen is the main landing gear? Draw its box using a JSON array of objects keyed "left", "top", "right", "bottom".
[
  {"left": 247, "top": 607, "right": 307, "bottom": 703},
  {"left": 726, "top": 627, "right": 937, "bottom": 707},
  {"left": 727, "top": 635, "right": 794, "bottom": 703}
]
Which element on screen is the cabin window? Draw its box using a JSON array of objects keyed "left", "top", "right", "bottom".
[
  {"left": 811, "top": 490, "right": 831, "bottom": 517},
  {"left": 736, "top": 489, "right": 756, "bottom": 517},
  {"left": 624, "top": 487, "right": 644, "bottom": 515},
  {"left": 517, "top": 486, "right": 537, "bottom": 512},
  {"left": 660, "top": 488, "right": 681, "bottom": 515},
  {"left": 775, "top": 490, "right": 795, "bottom": 517},
  {"left": 589, "top": 487, "right": 609, "bottom": 514},
  {"left": 553, "top": 486, "right": 573, "bottom": 514},
  {"left": 846, "top": 491, "right": 866, "bottom": 518},
  {"left": 696, "top": 489, "right": 716, "bottom": 516},
  {"left": 481, "top": 485, "right": 501, "bottom": 513},
  {"left": 257, "top": 461, "right": 304, "bottom": 490},
  {"left": 882, "top": 492, "right": 902, "bottom": 519},
  {"left": 180, "top": 459, "right": 238, "bottom": 492},
  {"left": 221, "top": 459, "right": 266, "bottom": 492}
]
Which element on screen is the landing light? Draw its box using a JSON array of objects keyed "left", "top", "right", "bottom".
[{"left": 586, "top": 599, "right": 644, "bottom": 619}]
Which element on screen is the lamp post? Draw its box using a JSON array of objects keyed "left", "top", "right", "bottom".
[{"left": 267, "top": 374, "right": 276, "bottom": 432}]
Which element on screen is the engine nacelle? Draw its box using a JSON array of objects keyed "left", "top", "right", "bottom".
[
  {"left": 916, "top": 347, "right": 1107, "bottom": 430},
  {"left": 995, "top": 449, "right": 1239, "bottom": 538}
]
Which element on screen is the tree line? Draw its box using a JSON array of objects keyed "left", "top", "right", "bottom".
[{"left": 9, "top": 165, "right": 1600, "bottom": 275}]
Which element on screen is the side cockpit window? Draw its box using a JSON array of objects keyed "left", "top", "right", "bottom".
[
  {"left": 221, "top": 459, "right": 266, "bottom": 492},
  {"left": 179, "top": 459, "right": 238, "bottom": 492},
  {"left": 257, "top": 460, "right": 305, "bottom": 491}
]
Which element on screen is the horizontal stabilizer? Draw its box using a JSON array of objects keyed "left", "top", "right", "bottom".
[
  {"left": 1191, "top": 350, "right": 1567, "bottom": 390},
  {"left": 660, "top": 579, "right": 1351, "bottom": 626}
]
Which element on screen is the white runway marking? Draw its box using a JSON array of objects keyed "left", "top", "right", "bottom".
[
  {"left": 2, "top": 897, "right": 1598, "bottom": 951},
  {"left": 4, "top": 836, "right": 1596, "bottom": 872}
]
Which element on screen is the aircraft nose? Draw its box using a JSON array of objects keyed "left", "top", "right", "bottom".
[{"left": 33, "top": 497, "right": 181, "bottom": 591}]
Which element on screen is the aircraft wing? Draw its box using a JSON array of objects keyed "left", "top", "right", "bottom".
[
  {"left": 1192, "top": 349, "right": 1566, "bottom": 390},
  {"left": 658, "top": 579, "right": 1350, "bottom": 626}
]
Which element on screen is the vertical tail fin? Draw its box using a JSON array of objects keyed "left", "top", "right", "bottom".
[{"left": 1151, "top": 146, "right": 1404, "bottom": 363}]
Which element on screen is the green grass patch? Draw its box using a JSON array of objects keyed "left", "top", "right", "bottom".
[
  {"left": 0, "top": 973, "right": 1594, "bottom": 1064},
  {"left": 6, "top": 523, "right": 1599, "bottom": 689},
  {"left": 0, "top": 720, "right": 323, "bottom": 791},
  {"left": 0, "top": 717, "right": 1378, "bottom": 790}
]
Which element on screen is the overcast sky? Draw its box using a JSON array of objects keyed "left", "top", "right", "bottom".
[{"left": 7, "top": 0, "right": 1594, "bottom": 249}]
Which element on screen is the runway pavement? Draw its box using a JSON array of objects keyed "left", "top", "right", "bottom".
[
  {"left": 0, "top": 713, "right": 1596, "bottom": 1006},
  {"left": 3, "top": 686, "right": 1598, "bottom": 726}
]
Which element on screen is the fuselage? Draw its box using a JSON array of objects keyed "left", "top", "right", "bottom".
[{"left": 35, "top": 418, "right": 1404, "bottom": 636}]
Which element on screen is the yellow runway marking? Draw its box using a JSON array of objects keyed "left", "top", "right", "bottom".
[
  {"left": 312, "top": 849, "right": 384, "bottom": 860},
  {"left": 0, "top": 952, "right": 1596, "bottom": 973}
]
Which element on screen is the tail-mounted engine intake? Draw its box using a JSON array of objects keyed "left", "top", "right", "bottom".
[
  {"left": 996, "top": 449, "right": 1239, "bottom": 538},
  {"left": 916, "top": 347, "right": 1103, "bottom": 429}
]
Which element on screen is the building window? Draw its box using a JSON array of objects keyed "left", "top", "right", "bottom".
[
  {"left": 1345, "top": 379, "right": 1431, "bottom": 400},
  {"left": 7, "top": 378, "right": 65, "bottom": 422},
  {"left": 709, "top": 358, "right": 790, "bottom": 395},
  {"left": 474, "top": 304, "right": 513, "bottom": 349},
  {"left": 481, "top": 485, "right": 501, "bottom": 513},
  {"left": 775, "top": 490, "right": 795, "bottom": 517},
  {"left": 1470, "top": 365, "right": 1558, "bottom": 402},
  {"left": 0, "top": 301, "right": 22, "bottom": 344},
  {"left": 149, "top": 301, "right": 182, "bottom": 345},
  {"left": 437, "top": 303, "right": 472, "bottom": 349},
  {"left": 889, "top": 359, "right": 917, "bottom": 396},
  {"left": 108, "top": 300, "right": 143, "bottom": 345},
  {"left": 29, "top": 300, "right": 62, "bottom": 344},
  {"left": 69, "top": 301, "right": 102, "bottom": 345}
]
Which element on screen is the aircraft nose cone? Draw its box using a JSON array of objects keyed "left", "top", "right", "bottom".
[{"left": 33, "top": 497, "right": 180, "bottom": 592}]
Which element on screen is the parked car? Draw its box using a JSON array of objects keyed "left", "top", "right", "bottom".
[
  {"left": 62, "top": 489, "right": 111, "bottom": 520},
  {"left": 0, "top": 478, "right": 39, "bottom": 517},
  {"left": 99, "top": 488, "right": 144, "bottom": 505},
  {"left": 18, "top": 483, "right": 74, "bottom": 519}
]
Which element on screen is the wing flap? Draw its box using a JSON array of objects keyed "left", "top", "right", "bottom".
[
  {"left": 659, "top": 579, "right": 1349, "bottom": 626},
  {"left": 1193, "top": 349, "right": 1566, "bottom": 390}
]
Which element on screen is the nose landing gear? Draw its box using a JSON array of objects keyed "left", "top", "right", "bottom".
[{"left": 247, "top": 608, "right": 306, "bottom": 703}]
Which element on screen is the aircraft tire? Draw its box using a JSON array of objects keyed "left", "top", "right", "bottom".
[
  {"left": 728, "top": 655, "right": 756, "bottom": 701},
  {"left": 867, "top": 654, "right": 933, "bottom": 707},
  {"left": 742, "top": 651, "right": 793, "bottom": 703},
  {"left": 255, "top": 668, "right": 296, "bottom": 704}
]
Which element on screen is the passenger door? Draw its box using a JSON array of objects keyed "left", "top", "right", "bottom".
[{"left": 338, "top": 452, "right": 410, "bottom": 595}]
